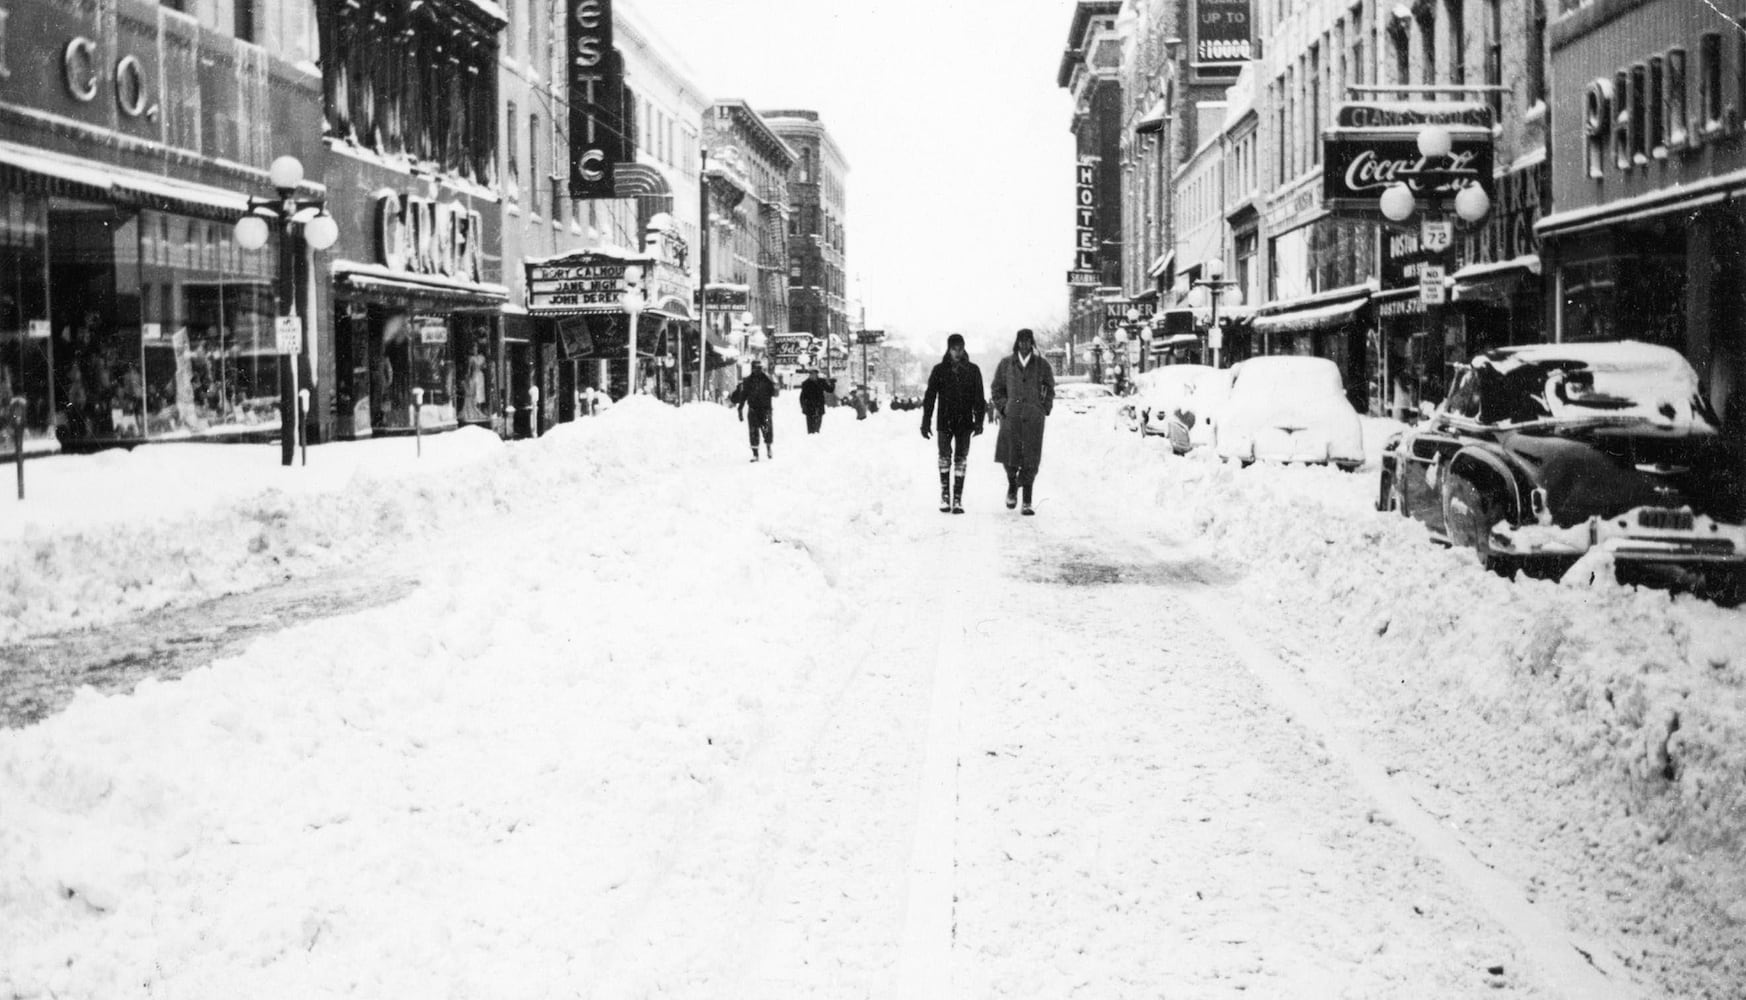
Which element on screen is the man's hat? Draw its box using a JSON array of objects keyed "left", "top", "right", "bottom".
[
  {"left": 750, "top": 358, "right": 763, "bottom": 367},
  {"left": 946, "top": 333, "right": 965, "bottom": 349}
]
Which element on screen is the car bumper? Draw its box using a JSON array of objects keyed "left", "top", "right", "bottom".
[{"left": 1493, "top": 507, "right": 1746, "bottom": 565}]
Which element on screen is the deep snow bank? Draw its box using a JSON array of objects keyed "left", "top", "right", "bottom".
[
  {"left": 1084, "top": 428, "right": 1746, "bottom": 993},
  {"left": 0, "top": 400, "right": 719, "bottom": 642}
]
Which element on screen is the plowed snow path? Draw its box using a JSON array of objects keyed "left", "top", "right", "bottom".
[{"left": 0, "top": 405, "right": 1652, "bottom": 999}]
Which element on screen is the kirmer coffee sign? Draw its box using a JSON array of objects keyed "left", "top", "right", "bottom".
[
  {"left": 568, "top": 0, "right": 629, "bottom": 199},
  {"left": 1321, "top": 102, "right": 1494, "bottom": 218}
]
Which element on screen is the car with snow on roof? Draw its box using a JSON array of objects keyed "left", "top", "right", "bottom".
[
  {"left": 1212, "top": 355, "right": 1365, "bottom": 470},
  {"left": 1376, "top": 341, "right": 1746, "bottom": 601},
  {"left": 1128, "top": 364, "right": 1234, "bottom": 453}
]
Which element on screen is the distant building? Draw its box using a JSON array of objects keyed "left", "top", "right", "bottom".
[
  {"left": 1059, "top": 2, "right": 1126, "bottom": 376},
  {"left": 703, "top": 101, "right": 796, "bottom": 365},
  {"left": 763, "top": 111, "right": 850, "bottom": 357}
]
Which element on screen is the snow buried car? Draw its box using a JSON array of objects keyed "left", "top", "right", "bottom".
[
  {"left": 1377, "top": 340, "right": 1746, "bottom": 602},
  {"left": 1213, "top": 355, "right": 1365, "bottom": 469},
  {"left": 1130, "top": 364, "right": 1233, "bottom": 454}
]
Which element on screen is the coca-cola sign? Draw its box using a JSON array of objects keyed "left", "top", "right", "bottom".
[{"left": 1322, "top": 121, "right": 1493, "bottom": 219}]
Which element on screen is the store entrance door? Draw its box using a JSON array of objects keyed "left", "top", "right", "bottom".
[{"left": 507, "top": 339, "right": 532, "bottom": 439}]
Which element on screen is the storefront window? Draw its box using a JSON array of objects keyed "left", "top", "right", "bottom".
[
  {"left": 138, "top": 210, "right": 281, "bottom": 437},
  {"left": 0, "top": 191, "right": 50, "bottom": 455},
  {"left": 50, "top": 199, "right": 142, "bottom": 450},
  {"left": 371, "top": 309, "right": 454, "bottom": 430}
]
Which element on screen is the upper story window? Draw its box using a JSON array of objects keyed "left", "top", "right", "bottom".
[{"left": 318, "top": 1, "right": 498, "bottom": 185}]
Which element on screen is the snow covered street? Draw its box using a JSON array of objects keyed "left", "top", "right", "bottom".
[{"left": 3, "top": 400, "right": 1744, "bottom": 998}]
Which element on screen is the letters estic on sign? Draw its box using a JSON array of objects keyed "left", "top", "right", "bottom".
[{"left": 569, "top": 0, "right": 629, "bottom": 199}]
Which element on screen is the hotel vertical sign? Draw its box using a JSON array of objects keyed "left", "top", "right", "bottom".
[
  {"left": 1068, "top": 159, "right": 1098, "bottom": 286},
  {"left": 568, "top": 0, "right": 628, "bottom": 199}
]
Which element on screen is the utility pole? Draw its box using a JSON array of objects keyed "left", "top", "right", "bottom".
[{"left": 699, "top": 145, "right": 710, "bottom": 403}]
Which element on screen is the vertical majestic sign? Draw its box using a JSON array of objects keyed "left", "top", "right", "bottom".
[{"left": 569, "top": 0, "right": 627, "bottom": 199}]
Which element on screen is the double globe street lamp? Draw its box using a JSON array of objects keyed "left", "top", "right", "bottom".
[
  {"left": 1376, "top": 123, "right": 1491, "bottom": 417},
  {"left": 233, "top": 155, "right": 339, "bottom": 466}
]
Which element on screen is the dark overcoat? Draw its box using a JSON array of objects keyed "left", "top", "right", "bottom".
[
  {"left": 991, "top": 353, "right": 1054, "bottom": 468},
  {"left": 922, "top": 356, "right": 987, "bottom": 435}
]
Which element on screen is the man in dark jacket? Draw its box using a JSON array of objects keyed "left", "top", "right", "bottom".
[
  {"left": 991, "top": 328, "right": 1054, "bottom": 515},
  {"left": 735, "top": 359, "right": 779, "bottom": 461},
  {"left": 921, "top": 333, "right": 988, "bottom": 514},
  {"left": 798, "top": 371, "right": 828, "bottom": 434}
]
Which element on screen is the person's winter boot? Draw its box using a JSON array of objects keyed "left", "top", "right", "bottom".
[
  {"left": 766, "top": 443, "right": 773, "bottom": 459},
  {"left": 1004, "top": 468, "right": 1019, "bottom": 510},
  {"left": 1021, "top": 483, "right": 1035, "bottom": 516},
  {"left": 951, "top": 471, "right": 966, "bottom": 514},
  {"left": 750, "top": 450, "right": 759, "bottom": 462},
  {"left": 938, "top": 462, "right": 951, "bottom": 513}
]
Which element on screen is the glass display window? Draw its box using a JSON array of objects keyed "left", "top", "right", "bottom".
[{"left": 138, "top": 210, "right": 282, "bottom": 437}]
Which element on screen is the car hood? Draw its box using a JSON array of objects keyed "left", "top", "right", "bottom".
[{"left": 1500, "top": 426, "right": 1746, "bottom": 524}]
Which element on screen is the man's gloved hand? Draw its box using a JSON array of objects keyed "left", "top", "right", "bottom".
[
  {"left": 738, "top": 411, "right": 744, "bottom": 422},
  {"left": 973, "top": 422, "right": 983, "bottom": 436},
  {"left": 920, "top": 423, "right": 931, "bottom": 439}
]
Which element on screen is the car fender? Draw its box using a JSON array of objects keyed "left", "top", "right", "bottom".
[{"left": 1446, "top": 446, "right": 1526, "bottom": 523}]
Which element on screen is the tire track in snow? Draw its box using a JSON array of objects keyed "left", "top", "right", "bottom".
[{"left": 1156, "top": 552, "right": 1646, "bottom": 1000}]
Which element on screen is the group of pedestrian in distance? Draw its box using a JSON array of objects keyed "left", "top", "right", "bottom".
[{"left": 731, "top": 329, "right": 1055, "bottom": 514}]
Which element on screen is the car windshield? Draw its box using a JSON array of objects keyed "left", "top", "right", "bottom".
[{"left": 1477, "top": 345, "right": 1719, "bottom": 431}]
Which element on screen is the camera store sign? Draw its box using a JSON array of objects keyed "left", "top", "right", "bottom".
[
  {"left": 1321, "top": 103, "right": 1493, "bottom": 217},
  {"left": 376, "top": 193, "right": 485, "bottom": 283}
]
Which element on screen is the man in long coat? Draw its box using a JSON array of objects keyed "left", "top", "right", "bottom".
[
  {"left": 920, "top": 333, "right": 987, "bottom": 514},
  {"left": 991, "top": 328, "right": 1054, "bottom": 515}
]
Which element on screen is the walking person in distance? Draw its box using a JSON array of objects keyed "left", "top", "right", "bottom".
[
  {"left": 799, "top": 369, "right": 829, "bottom": 434},
  {"left": 921, "top": 333, "right": 987, "bottom": 514},
  {"left": 991, "top": 328, "right": 1054, "bottom": 515},
  {"left": 734, "top": 359, "right": 778, "bottom": 461}
]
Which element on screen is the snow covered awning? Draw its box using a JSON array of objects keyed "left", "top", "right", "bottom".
[
  {"left": 332, "top": 261, "right": 508, "bottom": 304},
  {"left": 0, "top": 138, "right": 259, "bottom": 221},
  {"left": 1147, "top": 251, "right": 1176, "bottom": 280},
  {"left": 1251, "top": 298, "right": 1367, "bottom": 337},
  {"left": 1133, "top": 99, "right": 1169, "bottom": 135}
]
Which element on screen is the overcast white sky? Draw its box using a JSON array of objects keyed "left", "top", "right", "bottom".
[{"left": 627, "top": 0, "right": 1083, "bottom": 357}]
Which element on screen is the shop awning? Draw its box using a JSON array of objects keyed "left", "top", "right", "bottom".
[
  {"left": 1147, "top": 250, "right": 1176, "bottom": 279},
  {"left": 1536, "top": 164, "right": 1746, "bottom": 238},
  {"left": 1134, "top": 99, "right": 1169, "bottom": 135},
  {"left": 1452, "top": 254, "right": 1540, "bottom": 304},
  {"left": 333, "top": 261, "right": 509, "bottom": 305},
  {"left": 1251, "top": 297, "right": 1367, "bottom": 336},
  {"left": 0, "top": 138, "right": 260, "bottom": 220}
]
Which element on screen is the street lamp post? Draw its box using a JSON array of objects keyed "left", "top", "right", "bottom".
[
  {"left": 1377, "top": 123, "right": 1492, "bottom": 418},
  {"left": 618, "top": 263, "right": 650, "bottom": 398},
  {"left": 1119, "top": 307, "right": 1151, "bottom": 377},
  {"left": 233, "top": 155, "right": 339, "bottom": 467},
  {"left": 1188, "top": 258, "right": 1243, "bottom": 369}
]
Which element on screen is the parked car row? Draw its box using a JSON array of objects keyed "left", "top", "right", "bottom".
[
  {"left": 1123, "top": 356, "right": 1363, "bottom": 470},
  {"left": 1111, "top": 340, "right": 1741, "bottom": 603}
]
